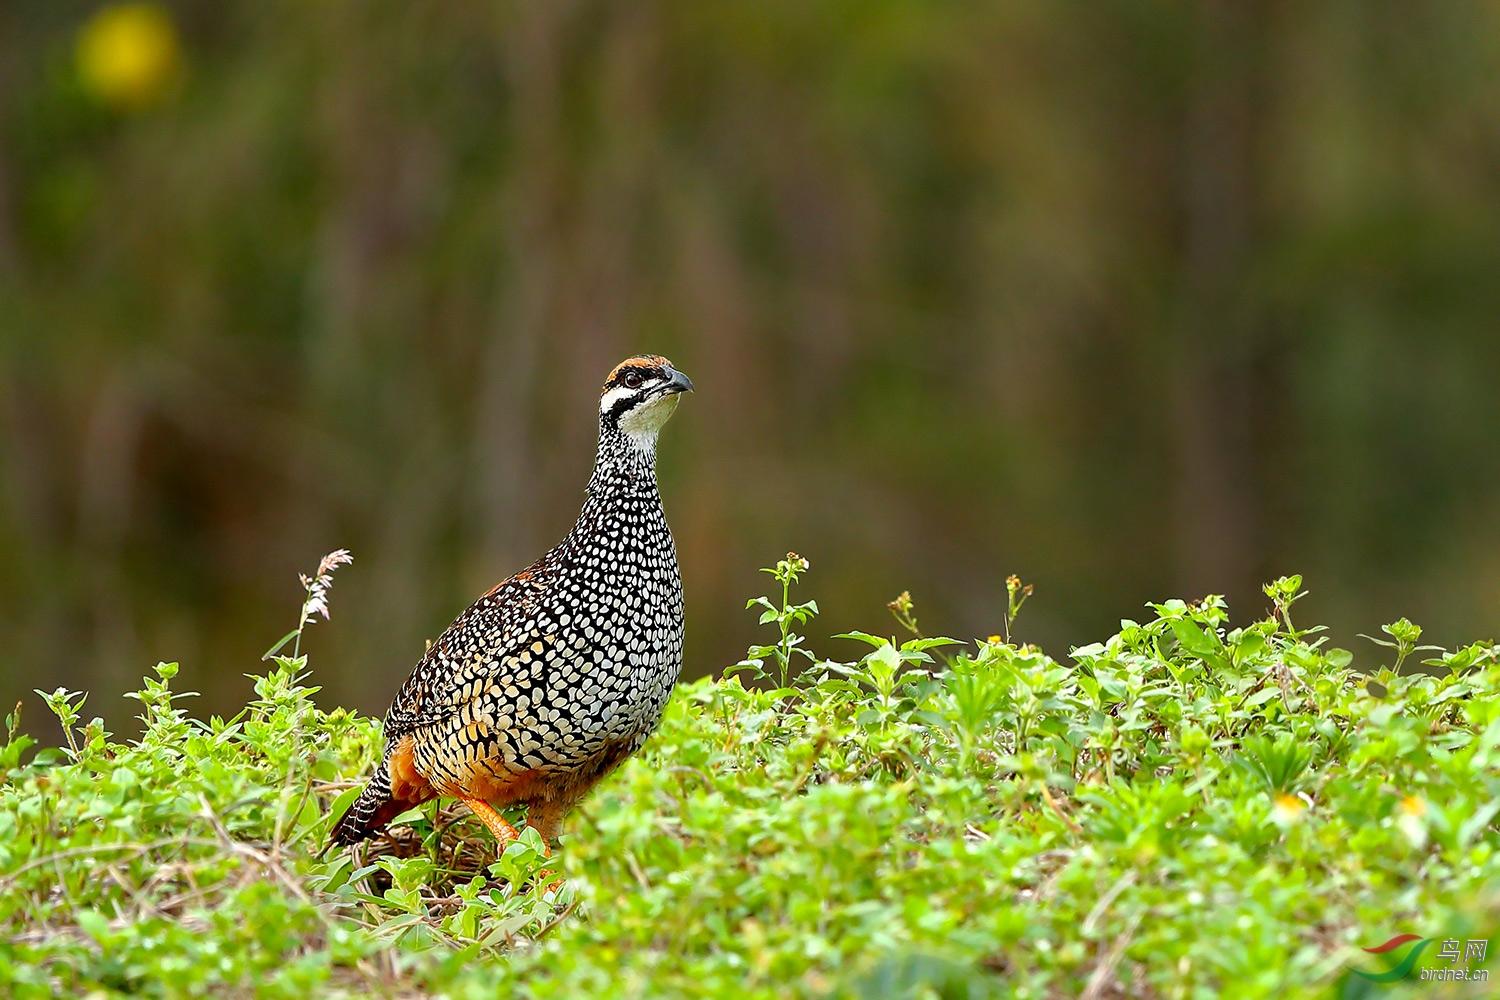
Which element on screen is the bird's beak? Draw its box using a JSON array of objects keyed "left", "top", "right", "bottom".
[{"left": 665, "top": 367, "right": 695, "bottom": 394}]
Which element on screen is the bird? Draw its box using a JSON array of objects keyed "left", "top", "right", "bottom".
[{"left": 327, "top": 354, "right": 693, "bottom": 854}]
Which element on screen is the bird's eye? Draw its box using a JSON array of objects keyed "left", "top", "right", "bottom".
[{"left": 622, "top": 370, "right": 643, "bottom": 389}]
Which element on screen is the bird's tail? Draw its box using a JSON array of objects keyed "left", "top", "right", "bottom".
[{"left": 323, "top": 764, "right": 401, "bottom": 854}]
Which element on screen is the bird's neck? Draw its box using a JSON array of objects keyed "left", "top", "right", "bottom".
[
  {"left": 584, "top": 422, "right": 660, "bottom": 499},
  {"left": 560, "top": 422, "right": 669, "bottom": 564}
]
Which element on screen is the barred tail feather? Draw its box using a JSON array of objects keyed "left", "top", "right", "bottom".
[{"left": 325, "top": 765, "right": 397, "bottom": 851}]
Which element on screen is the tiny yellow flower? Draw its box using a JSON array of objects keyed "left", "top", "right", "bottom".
[
  {"left": 77, "top": 4, "right": 181, "bottom": 111},
  {"left": 1397, "top": 795, "right": 1429, "bottom": 847},
  {"left": 1399, "top": 795, "right": 1426, "bottom": 817},
  {"left": 1272, "top": 792, "right": 1307, "bottom": 824}
]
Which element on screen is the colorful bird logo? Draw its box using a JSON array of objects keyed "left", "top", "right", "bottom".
[{"left": 1354, "top": 934, "right": 1432, "bottom": 982}]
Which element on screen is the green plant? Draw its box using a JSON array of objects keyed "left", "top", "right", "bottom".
[
  {"left": 731, "top": 551, "right": 819, "bottom": 690},
  {"left": 1262, "top": 574, "right": 1311, "bottom": 639},
  {"left": 3, "top": 554, "right": 1498, "bottom": 998},
  {"left": 1003, "top": 574, "right": 1034, "bottom": 643},
  {"left": 262, "top": 549, "right": 354, "bottom": 661},
  {"left": 1360, "top": 616, "right": 1444, "bottom": 674}
]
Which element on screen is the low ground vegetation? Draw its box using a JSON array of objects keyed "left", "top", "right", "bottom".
[{"left": 2, "top": 558, "right": 1496, "bottom": 997}]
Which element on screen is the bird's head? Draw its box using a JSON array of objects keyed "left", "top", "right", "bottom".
[{"left": 599, "top": 354, "right": 693, "bottom": 449}]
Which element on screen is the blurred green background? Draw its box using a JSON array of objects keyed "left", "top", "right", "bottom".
[{"left": 2, "top": 1, "right": 1498, "bottom": 724}]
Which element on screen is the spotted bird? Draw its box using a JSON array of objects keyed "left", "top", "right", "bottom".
[{"left": 328, "top": 355, "right": 692, "bottom": 851}]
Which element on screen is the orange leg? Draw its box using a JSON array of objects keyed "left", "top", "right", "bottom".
[
  {"left": 521, "top": 801, "right": 564, "bottom": 891},
  {"left": 462, "top": 797, "right": 560, "bottom": 891},
  {"left": 460, "top": 797, "right": 520, "bottom": 845},
  {"left": 526, "top": 799, "right": 565, "bottom": 850}
]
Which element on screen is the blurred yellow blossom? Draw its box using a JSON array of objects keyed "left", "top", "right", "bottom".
[
  {"left": 1271, "top": 792, "right": 1307, "bottom": 825},
  {"left": 1397, "top": 795, "right": 1429, "bottom": 848},
  {"left": 76, "top": 3, "right": 181, "bottom": 110}
]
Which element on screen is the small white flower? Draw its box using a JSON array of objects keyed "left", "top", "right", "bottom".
[
  {"left": 298, "top": 550, "right": 352, "bottom": 625},
  {"left": 316, "top": 549, "right": 354, "bottom": 578}
]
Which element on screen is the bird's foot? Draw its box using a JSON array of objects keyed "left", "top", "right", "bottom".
[
  {"left": 533, "top": 838, "right": 567, "bottom": 893},
  {"left": 460, "top": 797, "right": 520, "bottom": 845}
]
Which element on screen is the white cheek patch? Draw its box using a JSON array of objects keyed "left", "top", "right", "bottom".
[
  {"left": 599, "top": 385, "right": 634, "bottom": 415},
  {"left": 618, "top": 393, "right": 680, "bottom": 450}
]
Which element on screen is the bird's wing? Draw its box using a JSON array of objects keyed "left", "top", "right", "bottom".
[{"left": 381, "top": 560, "right": 554, "bottom": 743}]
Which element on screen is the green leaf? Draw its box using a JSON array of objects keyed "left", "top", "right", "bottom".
[
  {"left": 387, "top": 806, "right": 428, "bottom": 827},
  {"left": 1244, "top": 687, "right": 1281, "bottom": 708},
  {"left": 261, "top": 628, "right": 301, "bottom": 661},
  {"left": 1232, "top": 632, "right": 1266, "bottom": 664},
  {"left": 75, "top": 909, "right": 111, "bottom": 943},
  {"left": 1170, "top": 619, "right": 1219, "bottom": 657},
  {"left": 899, "top": 637, "right": 961, "bottom": 653},
  {"left": 835, "top": 631, "right": 892, "bottom": 649}
]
